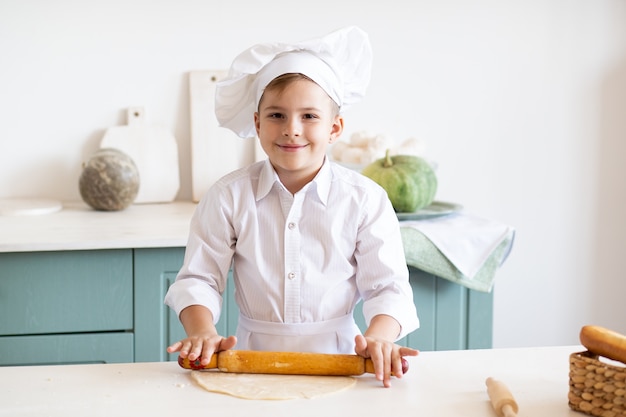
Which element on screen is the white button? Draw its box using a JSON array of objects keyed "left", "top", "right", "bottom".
[
  {"left": 288, "top": 222, "right": 296, "bottom": 230},
  {"left": 287, "top": 272, "right": 296, "bottom": 280}
]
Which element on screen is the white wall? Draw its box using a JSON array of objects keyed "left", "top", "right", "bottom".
[{"left": 1, "top": 0, "right": 625, "bottom": 348}]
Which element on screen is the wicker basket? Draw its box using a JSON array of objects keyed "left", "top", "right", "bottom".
[{"left": 569, "top": 351, "right": 626, "bottom": 416}]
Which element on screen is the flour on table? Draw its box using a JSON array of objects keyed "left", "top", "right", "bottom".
[{"left": 190, "top": 371, "right": 356, "bottom": 400}]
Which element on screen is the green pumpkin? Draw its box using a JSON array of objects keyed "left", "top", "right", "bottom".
[{"left": 362, "top": 150, "right": 437, "bottom": 213}]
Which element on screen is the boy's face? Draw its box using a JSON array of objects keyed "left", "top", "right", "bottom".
[{"left": 254, "top": 79, "right": 343, "bottom": 189}]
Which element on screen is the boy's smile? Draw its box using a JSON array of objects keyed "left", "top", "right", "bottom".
[
  {"left": 255, "top": 78, "right": 343, "bottom": 194},
  {"left": 278, "top": 143, "right": 308, "bottom": 152}
]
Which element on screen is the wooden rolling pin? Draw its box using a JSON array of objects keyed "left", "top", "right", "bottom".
[
  {"left": 580, "top": 325, "right": 626, "bottom": 364},
  {"left": 486, "top": 377, "right": 519, "bottom": 417},
  {"left": 178, "top": 350, "right": 409, "bottom": 376}
]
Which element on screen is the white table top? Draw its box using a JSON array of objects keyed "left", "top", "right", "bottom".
[
  {"left": 0, "top": 346, "right": 584, "bottom": 417},
  {"left": 0, "top": 201, "right": 197, "bottom": 253}
]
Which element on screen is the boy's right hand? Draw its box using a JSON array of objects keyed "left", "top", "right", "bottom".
[
  {"left": 167, "top": 334, "right": 237, "bottom": 366},
  {"left": 167, "top": 305, "right": 236, "bottom": 366}
]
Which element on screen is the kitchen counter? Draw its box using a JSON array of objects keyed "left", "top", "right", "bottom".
[
  {"left": 0, "top": 345, "right": 583, "bottom": 416},
  {"left": 0, "top": 201, "right": 196, "bottom": 252}
]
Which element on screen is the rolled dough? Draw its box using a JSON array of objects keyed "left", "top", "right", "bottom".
[{"left": 190, "top": 370, "right": 356, "bottom": 400}]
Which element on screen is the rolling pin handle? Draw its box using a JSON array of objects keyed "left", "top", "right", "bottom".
[
  {"left": 486, "top": 377, "right": 519, "bottom": 417},
  {"left": 178, "top": 354, "right": 218, "bottom": 370},
  {"left": 501, "top": 404, "right": 517, "bottom": 417}
]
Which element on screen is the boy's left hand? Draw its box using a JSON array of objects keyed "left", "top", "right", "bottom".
[{"left": 354, "top": 334, "right": 419, "bottom": 388}]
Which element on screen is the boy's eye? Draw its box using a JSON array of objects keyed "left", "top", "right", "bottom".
[
  {"left": 268, "top": 113, "right": 283, "bottom": 119},
  {"left": 303, "top": 113, "right": 318, "bottom": 119}
]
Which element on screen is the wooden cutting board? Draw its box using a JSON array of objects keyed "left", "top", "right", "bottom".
[
  {"left": 189, "top": 70, "right": 259, "bottom": 202},
  {"left": 100, "top": 107, "right": 180, "bottom": 204}
]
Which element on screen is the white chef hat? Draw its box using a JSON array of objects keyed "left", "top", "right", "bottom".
[{"left": 215, "top": 26, "right": 372, "bottom": 139}]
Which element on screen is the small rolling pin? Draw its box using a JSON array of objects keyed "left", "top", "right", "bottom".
[
  {"left": 178, "top": 350, "right": 409, "bottom": 376},
  {"left": 486, "top": 377, "right": 519, "bottom": 417}
]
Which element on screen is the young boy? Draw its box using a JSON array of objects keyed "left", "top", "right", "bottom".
[{"left": 165, "top": 26, "right": 419, "bottom": 387}]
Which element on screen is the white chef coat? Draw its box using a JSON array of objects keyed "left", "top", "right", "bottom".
[{"left": 164, "top": 158, "right": 419, "bottom": 354}]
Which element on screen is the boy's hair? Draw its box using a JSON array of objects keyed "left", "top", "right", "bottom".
[{"left": 260, "top": 73, "right": 340, "bottom": 116}]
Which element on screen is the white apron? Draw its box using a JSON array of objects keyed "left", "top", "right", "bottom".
[{"left": 235, "top": 314, "right": 361, "bottom": 354}]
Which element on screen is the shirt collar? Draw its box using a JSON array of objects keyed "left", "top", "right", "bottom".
[
  {"left": 313, "top": 158, "right": 332, "bottom": 206},
  {"left": 256, "top": 160, "right": 277, "bottom": 201},
  {"left": 255, "top": 158, "right": 332, "bottom": 205}
]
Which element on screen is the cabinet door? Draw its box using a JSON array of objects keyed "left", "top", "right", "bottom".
[
  {"left": 0, "top": 250, "right": 133, "bottom": 336},
  {"left": 409, "top": 267, "right": 493, "bottom": 351},
  {"left": 134, "top": 248, "right": 185, "bottom": 362},
  {"left": 133, "top": 248, "right": 237, "bottom": 362},
  {"left": 0, "top": 333, "right": 134, "bottom": 366},
  {"left": 354, "top": 267, "right": 493, "bottom": 351}
]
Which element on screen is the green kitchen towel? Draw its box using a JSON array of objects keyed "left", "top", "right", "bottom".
[{"left": 400, "top": 214, "right": 515, "bottom": 293}]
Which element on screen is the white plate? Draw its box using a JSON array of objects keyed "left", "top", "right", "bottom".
[
  {"left": 396, "top": 201, "right": 462, "bottom": 221},
  {"left": 0, "top": 198, "right": 63, "bottom": 216}
]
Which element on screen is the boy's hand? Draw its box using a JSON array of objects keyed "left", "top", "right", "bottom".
[
  {"left": 354, "top": 334, "right": 418, "bottom": 388},
  {"left": 167, "top": 334, "right": 237, "bottom": 366},
  {"left": 166, "top": 305, "right": 236, "bottom": 366}
]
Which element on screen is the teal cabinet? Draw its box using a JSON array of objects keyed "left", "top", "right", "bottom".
[
  {"left": 0, "top": 333, "right": 134, "bottom": 366},
  {"left": 0, "top": 250, "right": 134, "bottom": 365},
  {"left": 133, "top": 248, "right": 238, "bottom": 362},
  {"left": 0, "top": 250, "right": 132, "bottom": 336},
  {"left": 133, "top": 247, "right": 186, "bottom": 363},
  {"left": 0, "top": 247, "right": 492, "bottom": 366},
  {"left": 408, "top": 267, "right": 493, "bottom": 350},
  {"left": 353, "top": 267, "right": 492, "bottom": 352}
]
